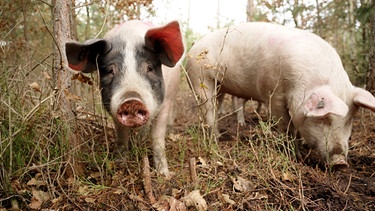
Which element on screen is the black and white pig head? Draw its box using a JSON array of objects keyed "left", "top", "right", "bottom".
[{"left": 65, "top": 21, "right": 184, "bottom": 128}]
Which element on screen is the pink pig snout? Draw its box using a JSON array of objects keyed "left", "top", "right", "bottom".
[{"left": 117, "top": 99, "right": 150, "bottom": 128}]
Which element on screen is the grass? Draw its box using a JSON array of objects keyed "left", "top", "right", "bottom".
[{"left": 1, "top": 49, "right": 374, "bottom": 210}]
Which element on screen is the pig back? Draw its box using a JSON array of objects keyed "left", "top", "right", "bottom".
[{"left": 196, "top": 23, "right": 349, "bottom": 101}]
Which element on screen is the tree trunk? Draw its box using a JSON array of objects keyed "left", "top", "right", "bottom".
[
  {"left": 366, "top": 0, "right": 375, "bottom": 93},
  {"left": 52, "top": 0, "right": 83, "bottom": 177},
  {"left": 246, "top": 0, "right": 254, "bottom": 22}
]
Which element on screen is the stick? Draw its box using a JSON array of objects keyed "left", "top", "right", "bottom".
[
  {"left": 143, "top": 156, "right": 156, "bottom": 204},
  {"left": 189, "top": 157, "right": 198, "bottom": 183}
]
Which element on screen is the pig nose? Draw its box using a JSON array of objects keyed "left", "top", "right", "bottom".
[{"left": 117, "top": 99, "right": 150, "bottom": 128}]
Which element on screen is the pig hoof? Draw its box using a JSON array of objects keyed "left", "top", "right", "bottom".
[
  {"left": 238, "top": 121, "right": 246, "bottom": 127},
  {"left": 117, "top": 100, "right": 149, "bottom": 127}
]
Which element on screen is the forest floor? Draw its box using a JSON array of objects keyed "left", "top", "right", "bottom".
[{"left": 2, "top": 80, "right": 375, "bottom": 210}]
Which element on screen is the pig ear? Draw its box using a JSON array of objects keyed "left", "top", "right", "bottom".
[
  {"left": 65, "top": 39, "right": 109, "bottom": 73},
  {"left": 145, "top": 21, "right": 184, "bottom": 67},
  {"left": 304, "top": 88, "right": 349, "bottom": 117},
  {"left": 353, "top": 87, "right": 375, "bottom": 111}
]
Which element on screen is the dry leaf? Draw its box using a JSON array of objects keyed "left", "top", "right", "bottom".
[
  {"left": 51, "top": 196, "right": 62, "bottom": 204},
  {"left": 27, "top": 178, "right": 37, "bottom": 186},
  {"left": 282, "top": 172, "right": 294, "bottom": 182},
  {"left": 43, "top": 72, "right": 52, "bottom": 80},
  {"left": 29, "top": 198, "right": 42, "bottom": 210},
  {"left": 85, "top": 197, "right": 96, "bottom": 203},
  {"left": 71, "top": 73, "right": 93, "bottom": 85},
  {"left": 197, "top": 157, "right": 207, "bottom": 166},
  {"left": 231, "top": 176, "right": 254, "bottom": 192},
  {"left": 249, "top": 192, "right": 268, "bottom": 200},
  {"left": 182, "top": 190, "right": 207, "bottom": 211},
  {"left": 114, "top": 188, "right": 124, "bottom": 195},
  {"left": 29, "top": 189, "right": 50, "bottom": 209},
  {"left": 222, "top": 194, "right": 235, "bottom": 205},
  {"left": 78, "top": 185, "right": 89, "bottom": 196},
  {"left": 172, "top": 188, "right": 183, "bottom": 197},
  {"left": 29, "top": 82, "right": 41, "bottom": 92},
  {"left": 64, "top": 89, "right": 81, "bottom": 101},
  {"left": 26, "top": 178, "right": 46, "bottom": 187},
  {"left": 153, "top": 195, "right": 187, "bottom": 211}
]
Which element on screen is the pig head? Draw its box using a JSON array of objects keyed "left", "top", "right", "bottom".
[
  {"left": 65, "top": 20, "right": 184, "bottom": 176},
  {"left": 186, "top": 22, "right": 375, "bottom": 168}
]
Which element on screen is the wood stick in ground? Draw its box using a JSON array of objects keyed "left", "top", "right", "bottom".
[
  {"left": 143, "top": 156, "right": 156, "bottom": 204},
  {"left": 189, "top": 157, "right": 198, "bottom": 183}
]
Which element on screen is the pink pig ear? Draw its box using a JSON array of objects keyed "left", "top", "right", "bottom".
[
  {"left": 145, "top": 21, "right": 184, "bottom": 67},
  {"left": 304, "top": 87, "right": 349, "bottom": 118},
  {"left": 353, "top": 87, "right": 375, "bottom": 112}
]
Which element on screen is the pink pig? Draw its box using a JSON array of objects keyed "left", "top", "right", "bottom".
[
  {"left": 186, "top": 22, "right": 375, "bottom": 168},
  {"left": 65, "top": 21, "right": 184, "bottom": 176}
]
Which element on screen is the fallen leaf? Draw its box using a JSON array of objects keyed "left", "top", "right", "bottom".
[
  {"left": 153, "top": 195, "right": 187, "bottom": 211},
  {"left": 85, "top": 197, "right": 96, "bottom": 203},
  {"left": 27, "top": 178, "right": 37, "bottom": 186},
  {"left": 182, "top": 190, "right": 207, "bottom": 211},
  {"left": 29, "top": 82, "right": 41, "bottom": 92},
  {"left": 114, "top": 188, "right": 124, "bottom": 195},
  {"left": 222, "top": 193, "right": 235, "bottom": 205},
  {"left": 197, "top": 157, "right": 207, "bottom": 166},
  {"left": 231, "top": 176, "right": 254, "bottom": 192},
  {"left": 64, "top": 89, "right": 81, "bottom": 101},
  {"left": 29, "top": 189, "right": 50, "bottom": 209},
  {"left": 32, "top": 189, "right": 50, "bottom": 202},
  {"left": 29, "top": 198, "right": 41, "bottom": 210},
  {"left": 172, "top": 188, "right": 183, "bottom": 198},
  {"left": 78, "top": 185, "right": 89, "bottom": 196},
  {"left": 27, "top": 178, "right": 46, "bottom": 187},
  {"left": 282, "top": 172, "right": 295, "bottom": 182},
  {"left": 249, "top": 192, "right": 268, "bottom": 200},
  {"left": 51, "top": 196, "right": 62, "bottom": 204},
  {"left": 43, "top": 72, "right": 52, "bottom": 80},
  {"left": 72, "top": 73, "right": 93, "bottom": 85}
]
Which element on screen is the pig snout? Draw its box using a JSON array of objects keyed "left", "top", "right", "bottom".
[
  {"left": 330, "top": 154, "right": 349, "bottom": 170},
  {"left": 117, "top": 99, "right": 150, "bottom": 128}
]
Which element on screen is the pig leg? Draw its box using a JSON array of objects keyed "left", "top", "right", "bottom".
[
  {"left": 167, "top": 100, "right": 176, "bottom": 127},
  {"left": 217, "top": 93, "right": 226, "bottom": 115},
  {"left": 152, "top": 100, "right": 172, "bottom": 177},
  {"left": 151, "top": 65, "right": 180, "bottom": 177},
  {"left": 256, "top": 102, "right": 262, "bottom": 114},
  {"left": 200, "top": 82, "right": 220, "bottom": 137},
  {"left": 233, "top": 96, "right": 246, "bottom": 126},
  {"left": 114, "top": 121, "right": 130, "bottom": 151}
]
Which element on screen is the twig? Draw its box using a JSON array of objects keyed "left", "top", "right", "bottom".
[
  {"left": 143, "top": 156, "right": 156, "bottom": 204},
  {"left": 189, "top": 157, "right": 198, "bottom": 183},
  {"left": 343, "top": 174, "right": 352, "bottom": 194}
]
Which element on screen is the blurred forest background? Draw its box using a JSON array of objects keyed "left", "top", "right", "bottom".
[{"left": 0, "top": 0, "right": 375, "bottom": 210}]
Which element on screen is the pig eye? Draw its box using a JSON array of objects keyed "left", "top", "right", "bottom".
[
  {"left": 105, "top": 67, "right": 114, "bottom": 75},
  {"left": 147, "top": 64, "right": 154, "bottom": 72}
]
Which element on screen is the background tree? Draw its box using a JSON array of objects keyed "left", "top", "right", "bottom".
[
  {"left": 365, "top": 0, "right": 375, "bottom": 93},
  {"left": 52, "top": 0, "right": 82, "bottom": 177}
]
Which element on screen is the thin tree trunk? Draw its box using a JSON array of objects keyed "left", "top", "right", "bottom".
[
  {"left": 52, "top": 0, "right": 83, "bottom": 177},
  {"left": 315, "top": 0, "right": 322, "bottom": 35},
  {"left": 366, "top": 0, "right": 375, "bottom": 93},
  {"left": 246, "top": 0, "right": 254, "bottom": 22}
]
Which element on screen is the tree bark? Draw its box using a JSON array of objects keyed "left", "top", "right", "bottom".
[
  {"left": 246, "top": 0, "right": 254, "bottom": 22},
  {"left": 366, "top": 0, "right": 375, "bottom": 93},
  {"left": 52, "top": 0, "right": 83, "bottom": 177}
]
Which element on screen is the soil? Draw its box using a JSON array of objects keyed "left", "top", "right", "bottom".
[{"left": 2, "top": 83, "right": 375, "bottom": 210}]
